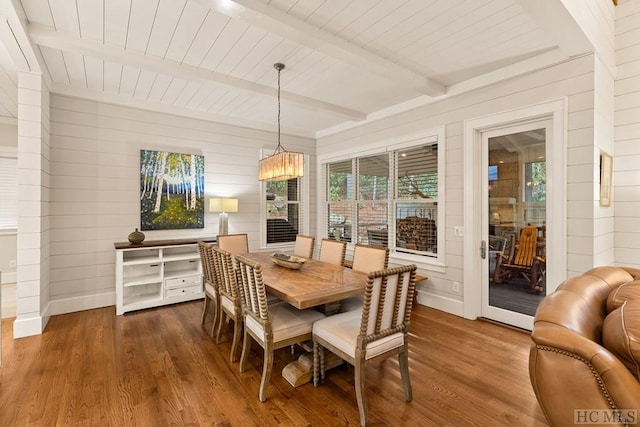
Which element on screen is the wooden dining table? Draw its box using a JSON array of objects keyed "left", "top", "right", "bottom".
[{"left": 241, "top": 252, "right": 368, "bottom": 310}]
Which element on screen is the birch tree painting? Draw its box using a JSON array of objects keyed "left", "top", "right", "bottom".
[{"left": 140, "top": 149, "right": 205, "bottom": 230}]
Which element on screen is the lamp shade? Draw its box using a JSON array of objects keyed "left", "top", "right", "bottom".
[
  {"left": 258, "top": 151, "right": 304, "bottom": 181},
  {"left": 209, "top": 198, "right": 238, "bottom": 213}
]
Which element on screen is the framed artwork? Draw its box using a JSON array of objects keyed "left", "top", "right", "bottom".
[
  {"left": 139, "top": 149, "right": 205, "bottom": 230},
  {"left": 599, "top": 151, "right": 613, "bottom": 207}
]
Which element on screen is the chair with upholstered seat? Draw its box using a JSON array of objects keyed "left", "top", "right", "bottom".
[
  {"left": 198, "top": 241, "right": 219, "bottom": 337},
  {"left": 318, "top": 238, "right": 347, "bottom": 266},
  {"left": 293, "top": 234, "right": 315, "bottom": 258},
  {"left": 212, "top": 246, "right": 244, "bottom": 362},
  {"left": 312, "top": 264, "right": 417, "bottom": 427},
  {"left": 340, "top": 244, "right": 390, "bottom": 312},
  {"left": 235, "top": 254, "right": 326, "bottom": 402},
  {"left": 217, "top": 233, "right": 249, "bottom": 255}
]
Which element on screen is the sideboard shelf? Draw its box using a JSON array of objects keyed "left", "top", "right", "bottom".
[{"left": 114, "top": 237, "right": 215, "bottom": 315}]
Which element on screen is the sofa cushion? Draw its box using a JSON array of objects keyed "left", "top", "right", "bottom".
[
  {"left": 602, "top": 300, "right": 640, "bottom": 381},
  {"left": 607, "top": 281, "right": 640, "bottom": 312}
]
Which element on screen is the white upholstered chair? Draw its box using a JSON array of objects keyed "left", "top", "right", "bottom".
[
  {"left": 312, "top": 264, "right": 417, "bottom": 427},
  {"left": 212, "top": 246, "right": 244, "bottom": 362},
  {"left": 217, "top": 233, "right": 249, "bottom": 255},
  {"left": 340, "top": 244, "right": 390, "bottom": 313},
  {"left": 293, "top": 234, "right": 315, "bottom": 258},
  {"left": 318, "top": 238, "right": 347, "bottom": 266},
  {"left": 235, "top": 254, "right": 326, "bottom": 402},
  {"left": 198, "top": 241, "right": 219, "bottom": 337}
]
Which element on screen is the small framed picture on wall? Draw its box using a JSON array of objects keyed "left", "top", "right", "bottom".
[{"left": 599, "top": 151, "right": 613, "bottom": 207}]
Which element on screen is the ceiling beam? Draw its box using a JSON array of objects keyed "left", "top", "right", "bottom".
[
  {"left": 515, "top": 0, "right": 593, "bottom": 60},
  {"left": 50, "top": 82, "right": 316, "bottom": 138},
  {"left": 200, "top": 0, "right": 446, "bottom": 97},
  {"left": 0, "top": 14, "right": 39, "bottom": 72},
  {"left": 28, "top": 23, "right": 367, "bottom": 122}
]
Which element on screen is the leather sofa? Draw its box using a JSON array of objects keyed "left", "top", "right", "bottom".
[{"left": 530, "top": 266, "right": 640, "bottom": 427}]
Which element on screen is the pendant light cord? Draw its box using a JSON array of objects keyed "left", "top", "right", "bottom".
[
  {"left": 277, "top": 64, "right": 281, "bottom": 149},
  {"left": 274, "top": 62, "right": 285, "bottom": 153}
]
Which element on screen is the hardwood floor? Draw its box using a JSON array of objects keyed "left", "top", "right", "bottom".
[{"left": 0, "top": 302, "right": 548, "bottom": 426}]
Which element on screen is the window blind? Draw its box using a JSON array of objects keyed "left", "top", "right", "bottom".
[
  {"left": 266, "top": 179, "right": 300, "bottom": 244},
  {"left": 0, "top": 156, "right": 17, "bottom": 229}
]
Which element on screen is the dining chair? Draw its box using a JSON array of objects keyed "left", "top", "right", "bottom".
[
  {"left": 198, "top": 241, "right": 219, "bottom": 337},
  {"left": 235, "top": 254, "right": 326, "bottom": 402},
  {"left": 293, "top": 234, "right": 315, "bottom": 258},
  {"left": 340, "top": 244, "right": 390, "bottom": 312},
  {"left": 217, "top": 233, "right": 249, "bottom": 255},
  {"left": 312, "top": 264, "right": 417, "bottom": 427},
  {"left": 318, "top": 238, "right": 347, "bottom": 266},
  {"left": 211, "top": 246, "right": 244, "bottom": 362}
]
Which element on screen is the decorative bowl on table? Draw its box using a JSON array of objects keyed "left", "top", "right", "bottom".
[{"left": 271, "top": 253, "right": 306, "bottom": 270}]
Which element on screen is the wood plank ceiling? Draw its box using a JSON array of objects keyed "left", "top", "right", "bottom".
[{"left": 0, "top": 0, "right": 593, "bottom": 137}]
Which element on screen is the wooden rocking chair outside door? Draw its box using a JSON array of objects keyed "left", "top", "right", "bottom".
[{"left": 493, "top": 226, "right": 546, "bottom": 293}]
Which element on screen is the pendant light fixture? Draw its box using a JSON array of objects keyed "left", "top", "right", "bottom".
[{"left": 258, "top": 63, "right": 304, "bottom": 181}]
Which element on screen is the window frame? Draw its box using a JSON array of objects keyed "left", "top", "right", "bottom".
[
  {"left": 259, "top": 148, "right": 310, "bottom": 249},
  {"left": 320, "top": 127, "right": 445, "bottom": 270}
]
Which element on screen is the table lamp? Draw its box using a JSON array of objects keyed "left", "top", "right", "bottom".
[{"left": 210, "top": 198, "right": 238, "bottom": 236}]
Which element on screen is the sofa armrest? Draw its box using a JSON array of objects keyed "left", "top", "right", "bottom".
[{"left": 530, "top": 322, "right": 640, "bottom": 426}]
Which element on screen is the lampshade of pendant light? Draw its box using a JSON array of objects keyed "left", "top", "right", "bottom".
[{"left": 258, "top": 63, "right": 304, "bottom": 182}]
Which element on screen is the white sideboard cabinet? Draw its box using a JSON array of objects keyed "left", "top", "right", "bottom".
[{"left": 114, "top": 238, "right": 214, "bottom": 315}]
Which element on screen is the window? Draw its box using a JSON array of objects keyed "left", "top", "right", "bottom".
[
  {"left": 265, "top": 178, "right": 301, "bottom": 244},
  {"left": 0, "top": 154, "right": 17, "bottom": 230},
  {"left": 396, "top": 145, "right": 438, "bottom": 254},
  {"left": 357, "top": 154, "right": 389, "bottom": 247},
  {"left": 327, "top": 160, "right": 354, "bottom": 242},
  {"left": 524, "top": 161, "right": 546, "bottom": 202},
  {"left": 324, "top": 132, "right": 444, "bottom": 264}
]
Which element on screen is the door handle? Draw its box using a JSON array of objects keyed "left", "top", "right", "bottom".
[{"left": 481, "top": 240, "right": 487, "bottom": 259}]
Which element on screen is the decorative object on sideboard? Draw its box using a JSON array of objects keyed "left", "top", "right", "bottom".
[
  {"left": 258, "top": 63, "right": 304, "bottom": 182},
  {"left": 127, "top": 228, "right": 145, "bottom": 244},
  {"left": 209, "top": 198, "right": 238, "bottom": 236}
]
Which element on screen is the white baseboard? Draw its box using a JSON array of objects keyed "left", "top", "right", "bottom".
[
  {"left": 1, "top": 272, "right": 16, "bottom": 284},
  {"left": 13, "top": 302, "right": 51, "bottom": 338},
  {"left": 416, "top": 289, "right": 465, "bottom": 317},
  {"left": 49, "top": 291, "right": 115, "bottom": 316},
  {"left": 11, "top": 293, "right": 114, "bottom": 337}
]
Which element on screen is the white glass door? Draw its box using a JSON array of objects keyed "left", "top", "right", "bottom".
[{"left": 481, "top": 120, "right": 550, "bottom": 330}]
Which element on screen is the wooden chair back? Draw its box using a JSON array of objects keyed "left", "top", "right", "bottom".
[
  {"left": 212, "top": 245, "right": 245, "bottom": 361},
  {"left": 293, "top": 234, "right": 315, "bottom": 259},
  {"left": 217, "top": 233, "right": 249, "bottom": 255},
  {"left": 211, "top": 246, "right": 241, "bottom": 303},
  {"left": 235, "top": 255, "right": 269, "bottom": 326},
  {"left": 198, "top": 241, "right": 215, "bottom": 288},
  {"left": 319, "top": 238, "right": 347, "bottom": 266},
  {"left": 351, "top": 244, "right": 389, "bottom": 274},
  {"left": 199, "top": 241, "right": 221, "bottom": 336},
  {"left": 360, "top": 264, "right": 417, "bottom": 346},
  {"left": 512, "top": 226, "right": 538, "bottom": 267}
]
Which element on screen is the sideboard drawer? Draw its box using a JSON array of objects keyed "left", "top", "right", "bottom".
[
  {"left": 164, "top": 274, "right": 201, "bottom": 290},
  {"left": 165, "top": 284, "right": 201, "bottom": 298}
]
